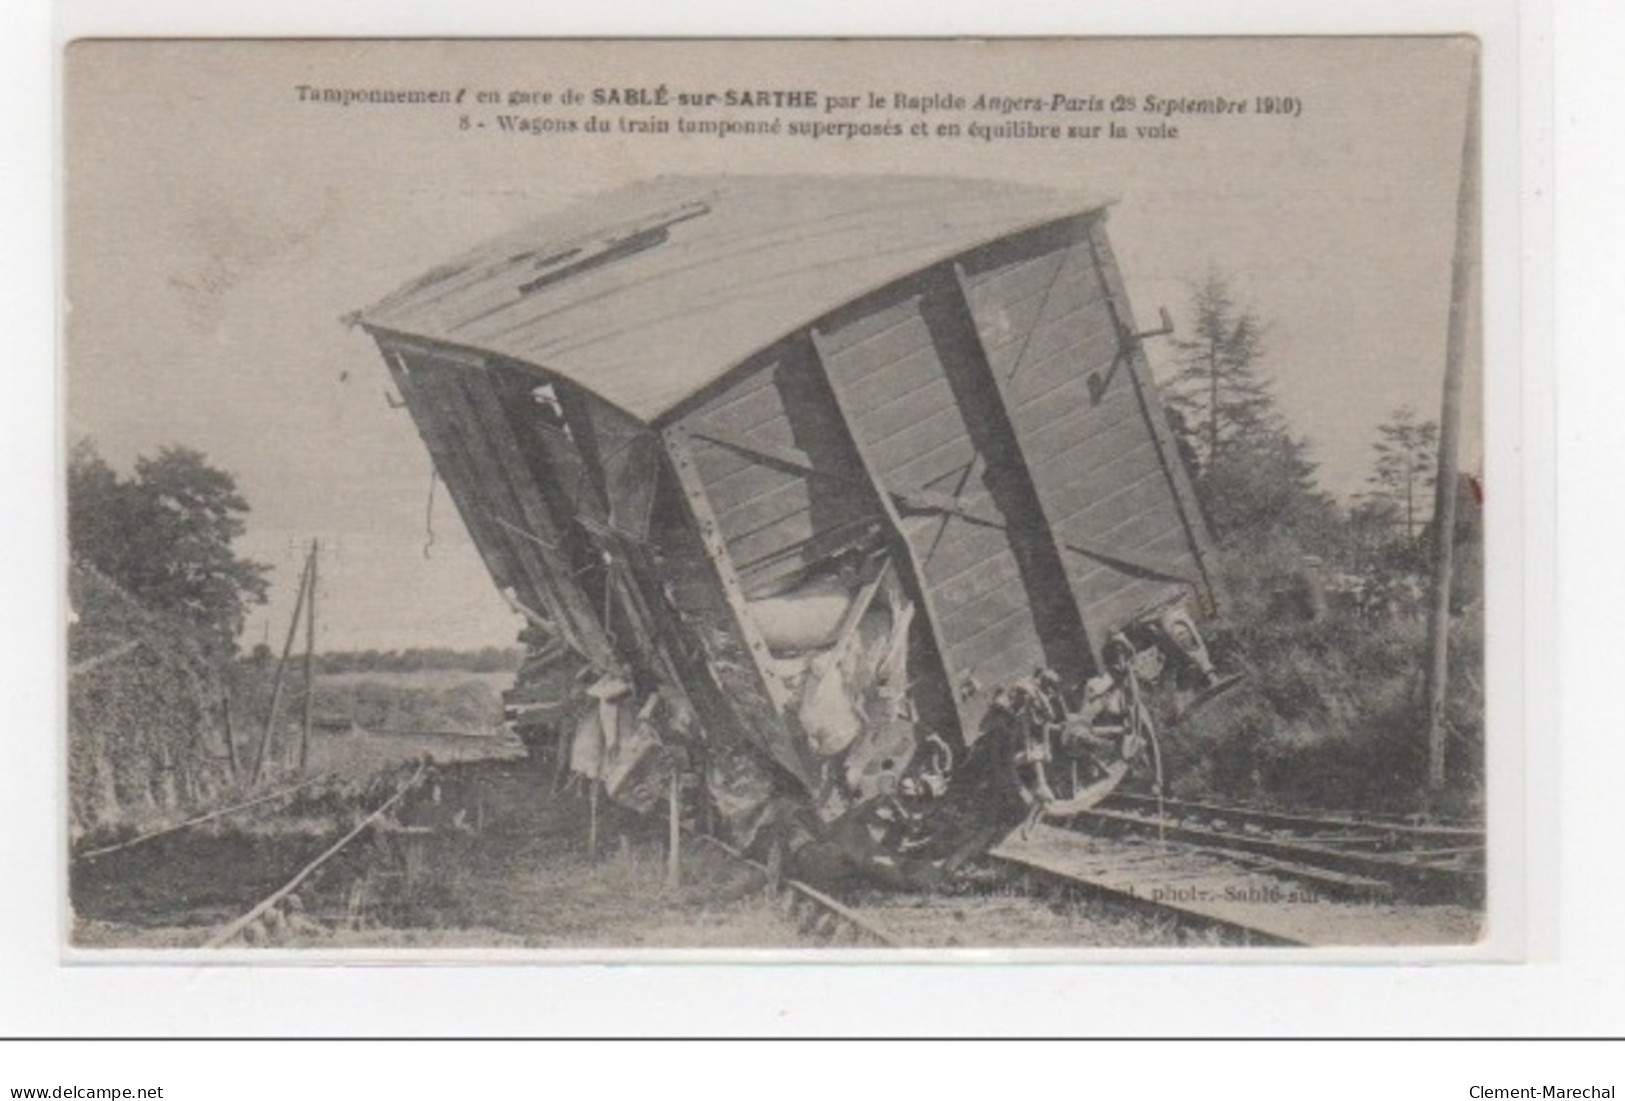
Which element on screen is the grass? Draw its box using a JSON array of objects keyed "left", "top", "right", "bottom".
[
  {"left": 71, "top": 757, "right": 816, "bottom": 950},
  {"left": 338, "top": 761, "right": 814, "bottom": 948},
  {"left": 849, "top": 876, "right": 1229, "bottom": 949},
  {"left": 299, "top": 727, "right": 521, "bottom": 781}
]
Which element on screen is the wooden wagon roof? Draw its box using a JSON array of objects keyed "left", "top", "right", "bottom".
[{"left": 360, "top": 175, "right": 1108, "bottom": 421}]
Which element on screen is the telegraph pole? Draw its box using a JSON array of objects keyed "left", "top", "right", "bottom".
[
  {"left": 253, "top": 550, "right": 313, "bottom": 786},
  {"left": 298, "top": 540, "right": 319, "bottom": 774},
  {"left": 1425, "top": 55, "right": 1480, "bottom": 794}
]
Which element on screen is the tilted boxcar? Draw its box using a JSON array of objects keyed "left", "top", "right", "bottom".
[{"left": 357, "top": 175, "right": 1232, "bottom": 883}]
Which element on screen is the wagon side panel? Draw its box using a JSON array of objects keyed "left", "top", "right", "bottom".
[
  {"left": 957, "top": 218, "right": 1218, "bottom": 651},
  {"left": 811, "top": 280, "right": 1091, "bottom": 734},
  {"left": 678, "top": 342, "right": 885, "bottom": 601},
  {"left": 370, "top": 336, "right": 618, "bottom": 669},
  {"left": 658, "top": 424, "right": 816, "bottom": 786}
]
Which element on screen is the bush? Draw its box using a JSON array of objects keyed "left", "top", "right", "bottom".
[
  {"left": 68, "top": 563, "right": 235, "bottom": 838},
  {"left": 1162, "top": 536, "right": 1483, "bottom": 817}
]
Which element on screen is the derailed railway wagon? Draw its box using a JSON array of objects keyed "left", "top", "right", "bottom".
[{"left": 357, "top": 175, "right": 1232, "bottom": 884}]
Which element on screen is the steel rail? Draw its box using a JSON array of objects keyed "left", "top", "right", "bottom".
[
  {"left": 693, "top": 834, "right": 902, "bottom": 948},
  {"left": 1064, "top": 805, "right": 1483, "bottom": 902},
  {"left": 1102, "top": 792, "right": 1485, "bottom": 845},
  {"left": 205, "top": 763, "right": 427, "bottom": 948},
  {"left": 72, "top": 774, "right": 332, "bottom": 863},
  {"left": 984, "top": 847, "right": 1303, "bottom": 947}
]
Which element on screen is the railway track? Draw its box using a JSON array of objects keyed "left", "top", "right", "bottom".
[
  {"left": 73, "top": 753, "right": 1485, "bottom": 950},
  {"left": 1084, "top": 792, "right": 1484, "bottom": 903},
  {"left": 547, "top": 779, "right": 1483, "bottom": 950},
  {"left": 72, "top": 775, "right": 331, "bottom": 864},
  {"left": 692, "top": 835, "right": 903, "bottom": 947},
  {"left": 982, "top": 793, "right": 1485, "bottom": 947},
  {"left": 77, "top": 755, "right": 905, "bottom": 950},
  {"left": 71, "top": 765, "right": 431, "bottom": 948},
  {"left": 206, "top": 763, "right": 427, "bottom": 947},
  {"left": 686, "top": 794, "right": 1486, "bottom": 950}
]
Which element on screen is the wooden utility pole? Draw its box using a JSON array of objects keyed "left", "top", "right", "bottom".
[
  {"left": 666, "top": 760, "right": 682, "bottom": 889},
  {"left": 223, "top": 688, "right": 240, "bottom": 781},
  {"left": 298, "top": 540, "right": 319, "bottom": 774},
  {"left": 588, "top": 716, "right": 604, "bottom": 861},
  {"left": 252, "top": 551, "right": 313, "bottom": 786},
  {"left": 1425, "top": 56, "right": 1481, "bottom": 793}
]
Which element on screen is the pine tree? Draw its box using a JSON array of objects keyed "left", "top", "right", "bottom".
[
  {"left": 1161, "top": 273, "right": 1335, "bottom": 546},
  {"left": 1165, "top": 271, "right": 1280, "bottom": 471},
  {"left": 1365, "top": 406, "right": 1440, "bottom": 543}
]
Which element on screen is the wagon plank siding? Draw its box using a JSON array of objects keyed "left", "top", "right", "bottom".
[
  {"left": 660, "top": 427, "right": 796, "bottom": 726},
  {"left": 958, "top": 225, "right": 1214, "bottom": 650},
  {"left": 388, "top": 350, "right": 612, "bottom": 664},
  {"left": 378, "top": 347, "right": 520, "bottom": 598},
  {"left": 681, "top": 342, "right": 884, "bottom": 600},
  {"left": 433, "top": 359, "right": 618, "bottom": 666},
  {"left": 645, "top": 455, "right": 813, "bottom": 791},
  {"left": 843, "top": 359, "right": 952, "bottom": 416},
  {"left": 1082, "top": 219, "right": 1222, "bottom": 608},
  {"left": 389, "top": 353, "right": 551, "bottom": 597},
  {"left": 813, "top": 283, "right": 1089, "bottom": 734}
]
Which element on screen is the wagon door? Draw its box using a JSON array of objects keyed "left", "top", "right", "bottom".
[
  {"left": 811, "top": 280, "right": 1090, "bottom": 735},
  {"left": 956, "top": 218, "right": 1219, "bottom": 653}
]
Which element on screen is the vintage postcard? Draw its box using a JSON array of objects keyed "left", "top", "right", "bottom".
[{"left": 62, "top": 37, "right": 1493, "bottom": 956}]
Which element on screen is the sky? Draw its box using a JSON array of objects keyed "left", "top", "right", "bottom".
[{"left": 63, "top": 38, "right": 1480, "bottom": 652}]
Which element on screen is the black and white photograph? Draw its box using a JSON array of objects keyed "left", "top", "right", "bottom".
[{"left": 62, "top": 37, "right": 1489, "bottom": 954}]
